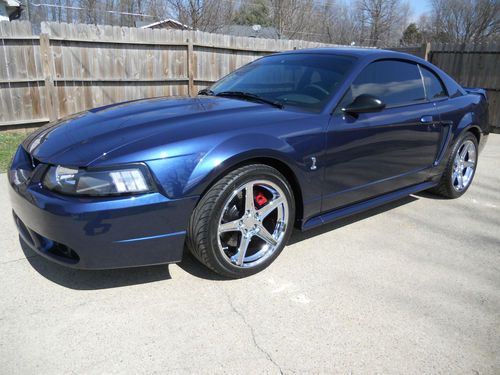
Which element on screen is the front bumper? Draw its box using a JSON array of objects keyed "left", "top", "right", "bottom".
[{"left": 8, "top": 153, "right": 198, "bottom": 270}]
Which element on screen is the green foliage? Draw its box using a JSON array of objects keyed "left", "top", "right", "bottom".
[
  {"left": 401, "top": 23, "right": 422, "bottom": 45},
  {"left": 0, "top": 132, "right": 27, "bottom": 172},
  {"left": 233, "top": 0, "right": 271, "bottom": 26}
]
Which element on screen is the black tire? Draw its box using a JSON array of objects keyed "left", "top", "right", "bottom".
[
  {"left": 186, "top": 164, "right": 295, "bottom": 278},
  {"left": 429, "top": 131, "right": 479, "bottom": 199}
]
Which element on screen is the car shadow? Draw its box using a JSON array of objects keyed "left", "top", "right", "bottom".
[
  {"left": 414, "top": 190, "right": 449, "bottom": 200},
  {"left": 20, "top": 239, "right": 172, "bottom": 290},
  {"left": 177, "top": 251, "right": 228, "bottom": 281},
  {"left": 21, "top": 195, "right": 420, "bottom": 287}
]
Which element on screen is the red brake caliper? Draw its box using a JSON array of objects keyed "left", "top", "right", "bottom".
[{"left": 254, "top": 192, "right": 268, "bottom": 207}]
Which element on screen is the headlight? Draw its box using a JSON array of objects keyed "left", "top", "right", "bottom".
[{"left": 43, "top": 165, "right": 154, "bottom": 196}]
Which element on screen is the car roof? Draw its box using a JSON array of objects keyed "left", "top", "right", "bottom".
[
  {"left": 278, "top": 47, "right": 420, "bottom": 61},
  {"left": 275, "top": 47, "right": 466, "bottom": 101}
]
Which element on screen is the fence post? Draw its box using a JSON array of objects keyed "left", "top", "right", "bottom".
[
  {"left": 39, "top": 33, "right": 58, "bottom": 122},
  {"left": 187, "top": 38, "right": 195, "bottom": 96},
  {"left": 421, "top": 42, "right": 431, "bottom": 61}
]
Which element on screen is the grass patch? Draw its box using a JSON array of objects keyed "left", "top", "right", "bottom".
[{"left": 0, "top": 132, "right": 28, "bottom": 172}]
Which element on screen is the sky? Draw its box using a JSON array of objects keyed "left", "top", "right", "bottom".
[{"left": 408, "top": 0, "right": 431, "bottom": 20}]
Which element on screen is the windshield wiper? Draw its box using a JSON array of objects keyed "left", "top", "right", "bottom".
[
  {"left": 198, "top": 88, "right": 214, "bottom": 96},
  {"left": 215, "top": 91, "right": 284, "bottom": 109}
]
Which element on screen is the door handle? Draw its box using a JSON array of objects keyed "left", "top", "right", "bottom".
[{"left": 420, "top": 115, "right": 434, "bottom": 124}]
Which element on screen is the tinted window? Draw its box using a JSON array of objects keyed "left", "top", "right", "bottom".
[
  {"left": 349, "top": 60, "right": 426, "bottom": 107},
  {"left": 420, "top": 66, "right": 447, "bottom": 100},
  {"left": 210, "top": 54, "right": 356, "bottom": 111}
]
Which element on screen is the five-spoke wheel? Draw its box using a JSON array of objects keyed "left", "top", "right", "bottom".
[
  {"left": 187, "top": 164, "right": 294, "bottom": 278},
  {"left": 452, "top": 139, "right": 476, "bottom": 192},
  {"left": 218, "top": 180, "right": 289, "bottom": 268},
  {"left": 430, "top": 131, "right": 479, "bottom": 198}
]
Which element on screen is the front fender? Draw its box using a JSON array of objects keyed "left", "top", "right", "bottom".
[
  {"left": 189, "top": 136, "right": 302, "bottom": 196},
  {"left": 147, "top": 133, "right": 303, "bottom": 199}
]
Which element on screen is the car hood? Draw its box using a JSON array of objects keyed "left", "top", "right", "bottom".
[{"left": 23, "top": 96, "right": 292, "bottom": 167}]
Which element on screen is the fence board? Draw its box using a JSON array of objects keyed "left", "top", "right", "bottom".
[{"left": 0, "top": 21, "right": 48, "bottom": 126}]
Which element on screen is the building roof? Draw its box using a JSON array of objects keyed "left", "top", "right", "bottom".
[
  {"left": 217, "top": 25, "right": 281, "bottom": 39},
  {"left": 139, "top": 18, "right": 191, "bottom": 30},
  {"left": 2, "top": 0, "right": 21, "bottom": 6},
  {"left": 1, "top": 0, "right": 22, "bottom": 21}
]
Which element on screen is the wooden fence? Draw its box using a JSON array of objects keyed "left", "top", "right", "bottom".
[
  {"left": 0, "top": 21, "right": 337, "bottom": 128},
  {"left": 389, "top": 43, "right": 431, "bottom": 60},
  {"left": 0, "top": 21, "right": 499, "bottom": 133}
]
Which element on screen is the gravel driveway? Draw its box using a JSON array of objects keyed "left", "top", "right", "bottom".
[{"left": 1, "top": 135, "right": 499, "bottom": 374}]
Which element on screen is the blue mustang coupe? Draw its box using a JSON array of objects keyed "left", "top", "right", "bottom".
[{"left": 9, "top": 48, "right": 489, "bottom": 278}]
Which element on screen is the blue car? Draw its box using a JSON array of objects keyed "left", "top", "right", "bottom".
[{"left": 8, "top": 48, "right": 489, "bottom": 278}]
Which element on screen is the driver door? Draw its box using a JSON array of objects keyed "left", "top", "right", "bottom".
[{"left": 322, "top": 60, "right": 444, "bottom": 212}]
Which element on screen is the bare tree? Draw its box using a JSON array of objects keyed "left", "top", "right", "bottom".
[
  {"left": 355, "top": 0, "right": 410, "bottom": 47},
  {"left": 267, "top": 0, "right": 316, "bottom": 39},
  {"left": 79, "top": 0, "right": 100, "bottom": 24},
  {"left": 167, "top": 0, "right": 236, "bottom": 32},
  {"left": 146, "top": 0, "right": 170, "bottom": 22},
  {"left": 64, "top": 0, "right": 74, "bottom": 23},
  {"left": 426, "top": 0, "right": 499, "bottom": 44},
  {"left": 315, "top": 1, "right": 362, "bottom": 45}
]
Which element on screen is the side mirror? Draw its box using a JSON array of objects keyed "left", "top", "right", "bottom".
[{"left": 342, "top": 94, "right": 385, "bottom": 115}]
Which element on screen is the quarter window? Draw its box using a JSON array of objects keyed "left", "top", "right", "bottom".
[
  {"left": 420, "top": 66, "right": 448, "bottom": 100},
  {"left": 349, "top": 60, "right": 426, "bottom": 107}
]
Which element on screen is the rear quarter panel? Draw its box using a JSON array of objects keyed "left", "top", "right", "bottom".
[{"left": 432, "top": 92, "right": 488, "bottom": 178}]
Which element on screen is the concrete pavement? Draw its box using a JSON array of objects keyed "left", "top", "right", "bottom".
[{"left": 1, "top": 136, "right": 499, "bottom": 374}]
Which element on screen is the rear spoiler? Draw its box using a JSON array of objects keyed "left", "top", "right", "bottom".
[{"left": 464, "top": 87, "right": 488, "bottom": 101}]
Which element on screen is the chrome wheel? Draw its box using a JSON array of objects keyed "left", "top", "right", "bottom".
[
  {"left": 452, "top": 139, "right": 477, "bottom": 192},
  {"left": 217, "top": 180, "right": 289, "bottom": 268}
]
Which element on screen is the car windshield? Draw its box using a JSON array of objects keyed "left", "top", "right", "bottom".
[{"left": 208, "top": 53, "right": 357, "bottom": 112}]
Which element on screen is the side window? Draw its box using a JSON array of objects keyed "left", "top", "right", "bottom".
[
  {"left": 420, "top": 66, "right": 448, "bottom": 100},
  {"left": 350, "top": 60, "right": 426, "bottom": 107}
]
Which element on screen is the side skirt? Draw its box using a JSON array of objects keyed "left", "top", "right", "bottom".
[{"left": 302, "top": 181, "right": 437, "bottom": 231}]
